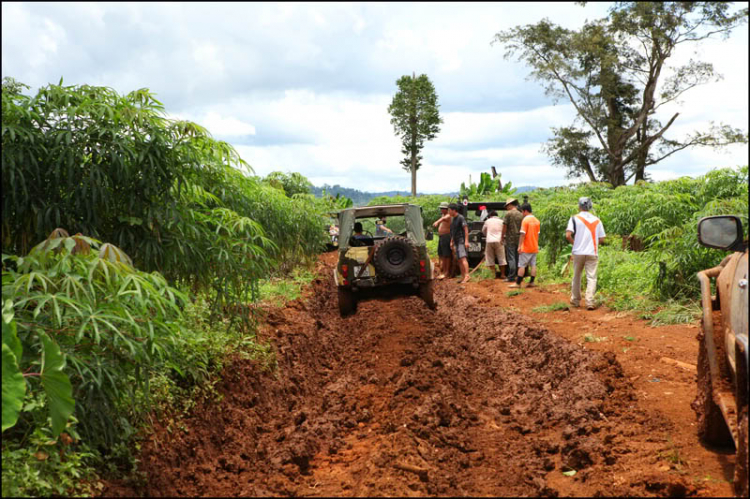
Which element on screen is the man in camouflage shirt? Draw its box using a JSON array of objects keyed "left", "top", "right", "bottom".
[{"left": 502, "top": 198, "right": 524, "bottom": 282}]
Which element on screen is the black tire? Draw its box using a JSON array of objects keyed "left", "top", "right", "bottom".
[
  {"left": 419, "top": 280, "right": 436, "bottom": 310},
  {"left": 692, "top": 326, "right": 733, "bottom": 445},
  {"left": 338, "top": 287, "right": 356, "bottom": 317},
  {"left": 735, "top": 407, "right": 748, "bottom": 497},
  {"left": 372, "top": 236, "right": 418, "bottom": 280}
]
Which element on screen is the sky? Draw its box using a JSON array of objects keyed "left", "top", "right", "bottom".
[{"left": 2, "top": 2, "right": 748, "bottom": 193}]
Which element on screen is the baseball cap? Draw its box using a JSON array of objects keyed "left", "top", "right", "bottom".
[{"left": 439, "top": 202, "right": 449, "bottom": 209}]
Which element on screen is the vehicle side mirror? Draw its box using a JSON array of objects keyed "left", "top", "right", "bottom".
[
  {"left": 698, "top": 215, "right": 745, "bottom": 252},
  {"left": 426, "top": 230, "right": 434, "bottom": 241}
]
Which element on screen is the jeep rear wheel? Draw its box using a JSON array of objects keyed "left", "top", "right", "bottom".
[
  {"left": 338, "top": 287, "right": 356, "bottom": 317},
  {"left": 372, "top": 236, "right": 418, "bottom": 280},
  {"left": 692, "top": 326, "right": 732, "bottom": 445}
]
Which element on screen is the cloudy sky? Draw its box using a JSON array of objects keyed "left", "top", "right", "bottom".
[{"left": 2, "top": 2, "right": 748, "bottom": 193}]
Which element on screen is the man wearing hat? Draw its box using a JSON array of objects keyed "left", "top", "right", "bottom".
[
  {"left": 502, "top": 198, "right": 523, "bottom": 282},
  {"left": 565, "top": 197, "right": 606, "bottom": 310},
  {"left": 432, "top": 201, "right": 452, "bottom": 279}
]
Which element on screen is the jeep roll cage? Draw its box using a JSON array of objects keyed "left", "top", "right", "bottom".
[{"left": 337, "top": 204, "right": 426, "bottom": 250}]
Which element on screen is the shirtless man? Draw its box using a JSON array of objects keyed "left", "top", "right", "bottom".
[{"left": 432, "top": 202, "right": 452, "bottom": 279}]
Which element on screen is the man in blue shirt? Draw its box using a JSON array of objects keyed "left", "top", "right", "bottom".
[{"left": 448, "top": 203, "right": 470, "bottom": 284}]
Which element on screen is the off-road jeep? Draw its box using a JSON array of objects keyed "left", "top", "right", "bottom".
[
  {"left": 457, "top": 200, "right": 507, "bottom": 268},
  {"left": 334, "top": 204, "right": 435, "bottom": 316},
  {"left": 693, "top": 215, "right": 748, "bottom": 497}
]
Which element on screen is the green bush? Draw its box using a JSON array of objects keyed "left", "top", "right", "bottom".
[
  {"left": 525, "top": 166, "right": 748, "bottom": 300},
  {"left": 2, "top": 79, "right": 330, "bottom": 325}
]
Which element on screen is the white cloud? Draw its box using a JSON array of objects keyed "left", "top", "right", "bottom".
[{"left": 2, "top": 1, "right": 747, "bottom": 194}]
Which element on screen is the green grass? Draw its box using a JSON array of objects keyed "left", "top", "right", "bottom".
[
  {"left": 532, "top": 301, "right": 570, "bottom": 313},
  {"left": 583, "top": 333, "right": 608, "bottom": 343},
  {"left": 622, "top": 334, "right": 638, "bottom": 342},
  {"left": 640, "top": 300, "right": 701, "bottom": 326},
  {"left": 537, "top": 245, "right": 705, "bottom": 329},
  {"left": 506, "top": 289, "right": 525, "bottom": 297},
  {"left": 257, "top": 267, "right": 316, "bottom": 306}
]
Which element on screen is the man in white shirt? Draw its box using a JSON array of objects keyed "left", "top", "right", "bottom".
[
  {"left": 565, "top": 197, "right": 606, "bottom": 310},
  {"left": 482, "top": 210, "right": 506, "bottom": 279}
]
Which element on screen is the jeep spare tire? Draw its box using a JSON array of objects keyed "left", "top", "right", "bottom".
[{"left": 372, "top": 236, "right": 418, "bottom": 279}]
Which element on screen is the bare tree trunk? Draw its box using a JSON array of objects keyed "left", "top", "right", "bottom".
[
  {"left": 635, "top": 121, "right": 648, "bottom": 182},
  {"left": 610, "top": 157, "right": 626, "bottom": 187},
  {"left": 578, "top": 154, "right": 598, "bottom": 182},
  {"left": 411, "top": 153, "right": 417, "bottom": 196},
  {"left": 411, "top": 71, "right": 417, "bottom": 196}
]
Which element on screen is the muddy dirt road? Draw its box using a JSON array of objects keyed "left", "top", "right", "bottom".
[{"left": 108, "top": 253, "right": 737, "bottom": 497}]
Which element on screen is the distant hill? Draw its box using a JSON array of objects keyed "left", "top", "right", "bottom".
[
  {"left": 311, "top": 184, "right": 458, "bottom": 206},
  {"left": 311, "top": 184, "right": 539, "bottom": 206}
]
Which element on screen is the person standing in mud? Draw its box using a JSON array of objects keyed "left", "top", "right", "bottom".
[
  {"left": 448, "top": 203, "right": 470, "bottom": 284},
  {"left": 482, "top": 210, "right": 506, "bottom": 279},
  {"left": 566, "top": 197, "right": 606, "bottom": 310},
  {"left": 509, "top": 203, "right": 540, "bottom": 288},
  {"left": 432, "top": 202, "right": 452, "bottom": 279},
  {"left": 502, "top": 198, "right": 523, "bottom": 282},
  {"left": 375, "top": 217, "right": 394, "bottom": 237}
]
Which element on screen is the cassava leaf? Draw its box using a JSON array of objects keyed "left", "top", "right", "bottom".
[
  {"left": 2, "top": 342, "right": 26, "bottom": 432},
  {"left": 40, "top": 333, "right": 75, "bottom": 437}
]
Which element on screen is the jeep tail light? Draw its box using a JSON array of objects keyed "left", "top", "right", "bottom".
[{"left": 342, "top": 264, "right": 348, "bottom": 277}]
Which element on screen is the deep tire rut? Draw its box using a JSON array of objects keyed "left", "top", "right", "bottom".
[{"left": 107, "top": 255, "right": 696, "bottom": 497}]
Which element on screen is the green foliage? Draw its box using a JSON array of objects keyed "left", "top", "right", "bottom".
[
  {"left": 388, "top": 73, "right": 443, "bottom": 195},
  {"left": 2, "top": 79, "right": 330, "bottom": 327},
  {"left": 257, "top": 267, "right": 316, "bottom": 307},
  {"left": 2, "top": 427, "right": 99, "bottom": 497},
  {"left": 2, "top": 78, "right": 328, "bottom": 492},
  {"left": 264, "top": 171, "right": 313, "bottom": 197},
  {"left": 525, "top": 166, "right": 747, "bottom": 313},
  {"left": 459, "top": 171, "right": 517, "bottom": 199},
  {"left": 641, "top": 301, "right": 701, "bottom": 327},
  {"left": 2, "top": 232, "right": 187, "bottom": 449},
  {"left": 39, "top": 333, "right": 75, "bottom": 437},
  {"left": 2, "top": 340, "right": 26, "bottom": 431}
]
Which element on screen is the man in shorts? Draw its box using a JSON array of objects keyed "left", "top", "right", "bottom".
[
  {"left": 509, "top": 203, "right": 540, "bottom": 288},
  {"left": 432, "top": 201, "right": 452, "bottom": 279},
  {"left": 448, "top": 203, "right": 470, "bottom": 284},
  {"left": 482, "top": 210, "right": 506, "bottom": 279}
]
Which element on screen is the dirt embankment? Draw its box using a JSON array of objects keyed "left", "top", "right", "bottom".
[{"left": 104, "top": 253, "right": 730, "bottom": 497}]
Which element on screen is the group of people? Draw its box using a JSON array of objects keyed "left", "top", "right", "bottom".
[{"left": 432, "top": 196, "right": 605, "bottom": 310}]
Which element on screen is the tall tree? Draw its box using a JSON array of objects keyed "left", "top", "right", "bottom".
[
  {"left": 388, "top": 73, "right": 443, "bottom": 196},
  {"left": 494, "top": 2, "right": 748, "bottom": 186}
]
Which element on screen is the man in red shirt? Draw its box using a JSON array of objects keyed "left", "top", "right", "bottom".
[{"left": 509, "top": 203, "right": 540, "bottom": 288}]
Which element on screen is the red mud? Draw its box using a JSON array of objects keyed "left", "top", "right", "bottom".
[{"left": 102, "top": 252, "right": 736, "bottom": 497}]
